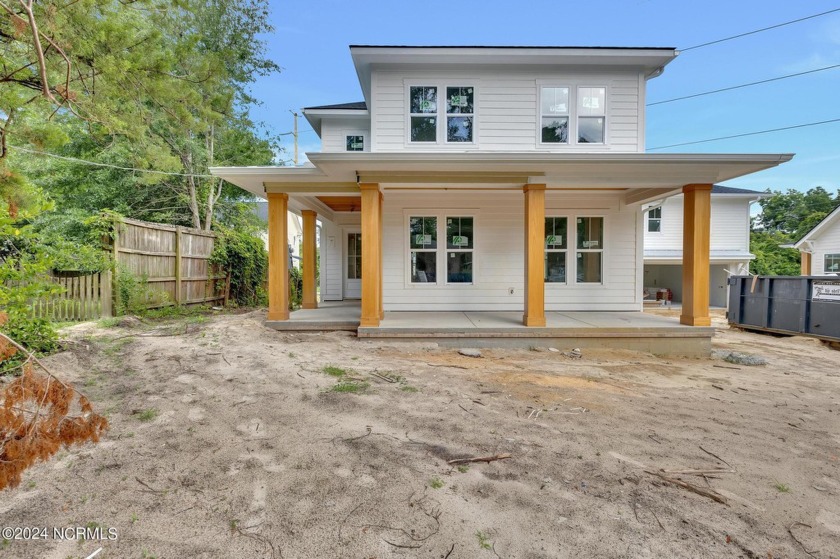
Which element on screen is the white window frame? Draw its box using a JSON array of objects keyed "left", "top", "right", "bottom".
[
  {"left": 403, "top": 209, "right": 479, "bottom": 287},
  {"left": 407, "top": 214, "right": 439, "bottom": 286},
  {"left": 405, "top": 80, "right": 478, "bottom": 147},
  {"left": 544, "top": 215, "right": 568, "bottom": 285},
  {"left": 647, "top": 206, "right": 662, "bottom": 234},
  {"left": 574, "top": 215, "right": 605, "bottom": 285},
  {"left": 538, "top": 86, "right": 571, "bottom": 146},
  {"left": 576, "top": 86, "right": 607, "bottom": 145},
  {"left": 825, "top": 253, "right": 840, "bottom": 274},
  {"left": 344, "top": 132, "right": 367, "bottom": 152}
]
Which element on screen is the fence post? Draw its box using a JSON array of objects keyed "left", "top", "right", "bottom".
[
  {"left": 175, "top": 226, "right": 183, "bottom": 305},
  {"left": 110, "top": 220, "right": 120, "bottom": 316}
]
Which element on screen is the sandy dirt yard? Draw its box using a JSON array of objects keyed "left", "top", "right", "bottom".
[{"left": 2, "top": 309, "right": 839, "bottom": 559}]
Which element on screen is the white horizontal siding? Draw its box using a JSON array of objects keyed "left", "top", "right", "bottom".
[
  {"left": 320, "top": 120, "right": 371, "bottom": 153},
  {"left": 644, "top": 196, "right": 751, "bottom": 254},
  {"left": 319, "top": 219, "right": 343, "bottom": 300},
  {"left": 811, "top": 220, "right": 840, "bottom": 275},
  {"left": 379, "top": 191, "right": 640, "bottom": 311},
  {"left": 371, "top": 68, "right": 641, "bottom": 153}
]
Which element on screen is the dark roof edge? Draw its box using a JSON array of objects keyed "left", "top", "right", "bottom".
[
  {"left": 712, "top": 184, "right": 767, "bottom": 195},
  {"left": 303, "top": 101, "right": 367, "bottom": 111}
]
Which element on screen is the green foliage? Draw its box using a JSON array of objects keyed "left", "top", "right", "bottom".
[
  {"left": 0, "top": 187, "right": 62, "bottom": 355},
  {"left": 115, "top": 266, "right": 167, "bottom": 315},
  {"left": 756, "top": 187, "right": 840, "bottom": 241},
  {"left": 289, "top": 265, "right": 303, "bottom": 310},
  {"left": 322, "top": 365, "right": 348, "bottom": 377},
  {"left": 210, "top": 228, "right": 267, "bottom": 307},
  {"left": 429, "top": 476, "right": 445, "bottom": 489},
  {"left": 749, "top": 230, "right": 800, "bottom": 276},
  {"left": 31, "top": 209, "right": 112, "bottom": 273},
  {"left": 328, "top": 381, "right": 369, "bottom": 394}
]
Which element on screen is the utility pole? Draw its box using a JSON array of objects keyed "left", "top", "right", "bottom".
[{"left": 289, "top": 110, "right": 299, "bottom": 166}]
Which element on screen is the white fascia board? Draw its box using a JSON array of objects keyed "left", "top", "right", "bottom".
[
  {"left": 303, "top": 109, "right": 369, "bottom": 135},
  {"left": 794, "top": 204, "right": 840, "bottom": 248}
]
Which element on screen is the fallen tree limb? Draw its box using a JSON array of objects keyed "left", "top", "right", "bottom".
[
  {"left": 662, "top": 468, "right": 735, "bottom": 475},
  {"left": 787, "top": 522, "right": 817, "bottom": 558},
  {"left": 447, "top": 453, "right": 512, "bottom": 466},
  {"left": 645, "top": 470, "right": 728, "bottom": 505}
]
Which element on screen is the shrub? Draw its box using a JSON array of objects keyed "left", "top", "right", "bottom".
[{"left": 210, "top": 228, "right": 267, "bottom": 307}]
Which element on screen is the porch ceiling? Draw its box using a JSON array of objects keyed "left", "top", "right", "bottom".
[
  {"left": 210, "top": 152, "right": 793, "bottom": 199},
  {"left": 317, "top": 196, "right": 362, "bottom": 212}
]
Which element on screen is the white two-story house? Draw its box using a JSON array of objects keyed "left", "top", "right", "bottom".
[
  {"left": 212, "top": 45, "right": 792, "bottom": 332},
  {"left": 643, "top": 185, "right": 767, "bottom": 308},
  {"left": 794, "top": 205, "right": 840, "bottom": 276}
]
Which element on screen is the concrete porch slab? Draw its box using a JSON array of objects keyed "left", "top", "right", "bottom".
[{"left": 264, "top": 304, "right": 713, "bottom": 357}]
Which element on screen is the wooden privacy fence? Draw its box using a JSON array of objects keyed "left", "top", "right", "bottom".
[
  {"left": 32, "top": 271, "right": 112, "bottom": 321},
  {"left": 111, "top": 218, "right": 229, "bottom": 310}
]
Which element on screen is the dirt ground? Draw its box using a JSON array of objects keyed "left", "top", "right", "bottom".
[{"left": 2, "top": 309, "right": 839, "bottom": 559}]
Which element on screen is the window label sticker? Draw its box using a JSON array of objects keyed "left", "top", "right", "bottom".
[
  {"left": 582, "top": 240, "right": 599, "bottom": 248},
  {"left": 451, "top": 235, "right": 469, "bottom": 247},
  {"left": 415, "top": 234, "right": 431, "bottom": 246}
]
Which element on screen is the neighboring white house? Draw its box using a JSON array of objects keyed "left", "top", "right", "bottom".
[
  {"left": 794, "top": 205, "right": 840, "bottom": 276},
  {"left": 252, "top": 200, "right": 305, "bottom": 269},
  {"left": 212, "top": 45, "right": 792, "bottom": 329},
  {"left": 643, "top": 185, "right": 767, "bottom": 307}
]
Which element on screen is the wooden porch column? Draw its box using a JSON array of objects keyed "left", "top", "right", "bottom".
[
  {"left": 267, "top": 192, "right": 289, "bottom": 321},
  {"left": 301, "top": 210, "right": 318, "bottom": 309},
  {"left": 360, "top": 183, "right": 381, "bottom": 327},
  {"left": 523, "top": 184, "right": 546, "bottom": 327},
  {"left": 680, "top": 184, "right": 712, "bottom": 326},
  {"left": 379, "top": 191, "right": 385, "bottom": 319},
  {"left": 801, "top": 251, "right": 812, "bottom": 276}
]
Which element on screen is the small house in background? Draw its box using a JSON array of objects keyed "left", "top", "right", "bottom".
[
  {"left": 252, "top": 200, "right": 305, "bottom": 269},
  {"left": 795, "top": 205, "right": 840, "bottom": 276},
  {"left": 643, "top": 185, "right": 768, "bottom": 307}
]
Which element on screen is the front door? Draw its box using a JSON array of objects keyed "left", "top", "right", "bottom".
[{"left": 345, "top": 231, "right": 362, "bottom": 299}]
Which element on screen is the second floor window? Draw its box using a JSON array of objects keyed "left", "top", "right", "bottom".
[
  {"left": 346, "top": 135, "right": 364, "bottom": 151},
  {"left": 540, "top": 87, "right": 569, "bottom": 143},
  {"left": 826, "top": 254, "right": 840, "bottom": 274},
  {"left": 409, "top": 85, "right": 475, "bottom": 143},
  {"left": 578, "top": 87, "right": 606, "bottom": 143},
  {"left": 410, "top": 86, "right": 438, "bottom": 142},
  {"left": 647, "top": 207, "right": 662, "bottom": 232}
]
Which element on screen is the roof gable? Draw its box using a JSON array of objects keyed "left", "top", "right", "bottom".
[{"left": 795, "top": 204, "right": 840, "bottom": 248}]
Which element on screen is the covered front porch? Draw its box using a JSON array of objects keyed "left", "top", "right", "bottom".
[{"left": 211, "top": 152, "right": 792, "bottom": 356}]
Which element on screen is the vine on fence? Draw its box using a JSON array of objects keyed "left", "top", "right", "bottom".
[{"left": 0, "top": 315, "right": 108, "bottom": 491}]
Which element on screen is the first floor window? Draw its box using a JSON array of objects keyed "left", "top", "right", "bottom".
[
  {"left": 578, "top": 87, "right": 606, "bottom": 144},
  {"left": 346, "top": 135, "right": 364, "bottom": 151},
  {"left": 647, "top": 206, "right": 662, "bottom": 232},
  {"left": 544, "top": 216, "right": 567, "bottom": 283},
  {"left": 410, "top": 86, "right": 438, "bottom": 142},
  {"left": 576, "top": 217, "right": 603, "bottom": 283},
  {"left": 826, "top": 254, "right": 840, "bottom": 274},
  {"left": 409, "top": 216, "right": 437, "bottom": 283},
  {"left": 446, "top": 216, "right": 474, "bottom": 283}
]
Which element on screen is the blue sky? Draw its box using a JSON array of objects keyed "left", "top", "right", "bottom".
[{"left": 248, "top": 0, "right": 840, "bottom": 193}]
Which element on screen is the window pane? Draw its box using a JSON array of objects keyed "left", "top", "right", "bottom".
[
  {"left": 541, "top": 87, "right": 569, "bottom": 115},
  {"left": 410, "top": 217, "right": 437, "bottom": 249},
  {"left": 541, "top": 117, "right": 568, "bottom": 143},
  {"left": 648, "top": 219, "right": 661, "bottom": 233},
  {"left": 545, "top": 217, "right": 567, "bottom": 249},
  {"left": 826, "top": 254, "right": 840, "bottom": 273},
  {"left": 347, "top": 256, "right": 361, "bottom": 279},
  {"left": 446, "top": 87, "right": 474, "bottom": 114},
  {"left": 410, "top": 86, "right": 437, "bottom": 113},
  {"left": 447, "top": 116, "right": 473, "bottom": 142},
  {"left": 578, "top": 87, "right": 605, "bottom": 116},
  {"left": 346, "top": 135, "right": 364, "bottom": 151},
  {"left": 578, "top": 117, "right": 604, "bottom": 143},
  {"left": 545, "top": 252, "right": 566, "bottom": 283},
  {"left": 447, "top": 252, "right": 472, "bottom": 283},
  {"left": 446, "top": 217, "right": 474, "bottom": 249},
  {"left": 411, "top": 116, "right": 437, "bottom": 142},
  {"left": 577, "top": 252, "right": 602, "bottom": 283},
  {"left": 577, "top": 217, "right": 603, "bottom": 249},
  {"left": 411, "top": 252, "right": 436, "bottom": 283}
]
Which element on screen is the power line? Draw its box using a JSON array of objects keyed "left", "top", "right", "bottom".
[
  {"left": 9, "top": 144, "right": 293, "bottom": 175},
  {"left": 681, "top": 7, "right": 840, "bottom": 52},
  {"left": 10, "top": 145, "right": 218, "bottom": 178},
  {"left": 647, "top": 63, "right": 840, "bottom": 106},
  {"left": 647, "top": 117, "right": 840, "bottom": 150}
]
